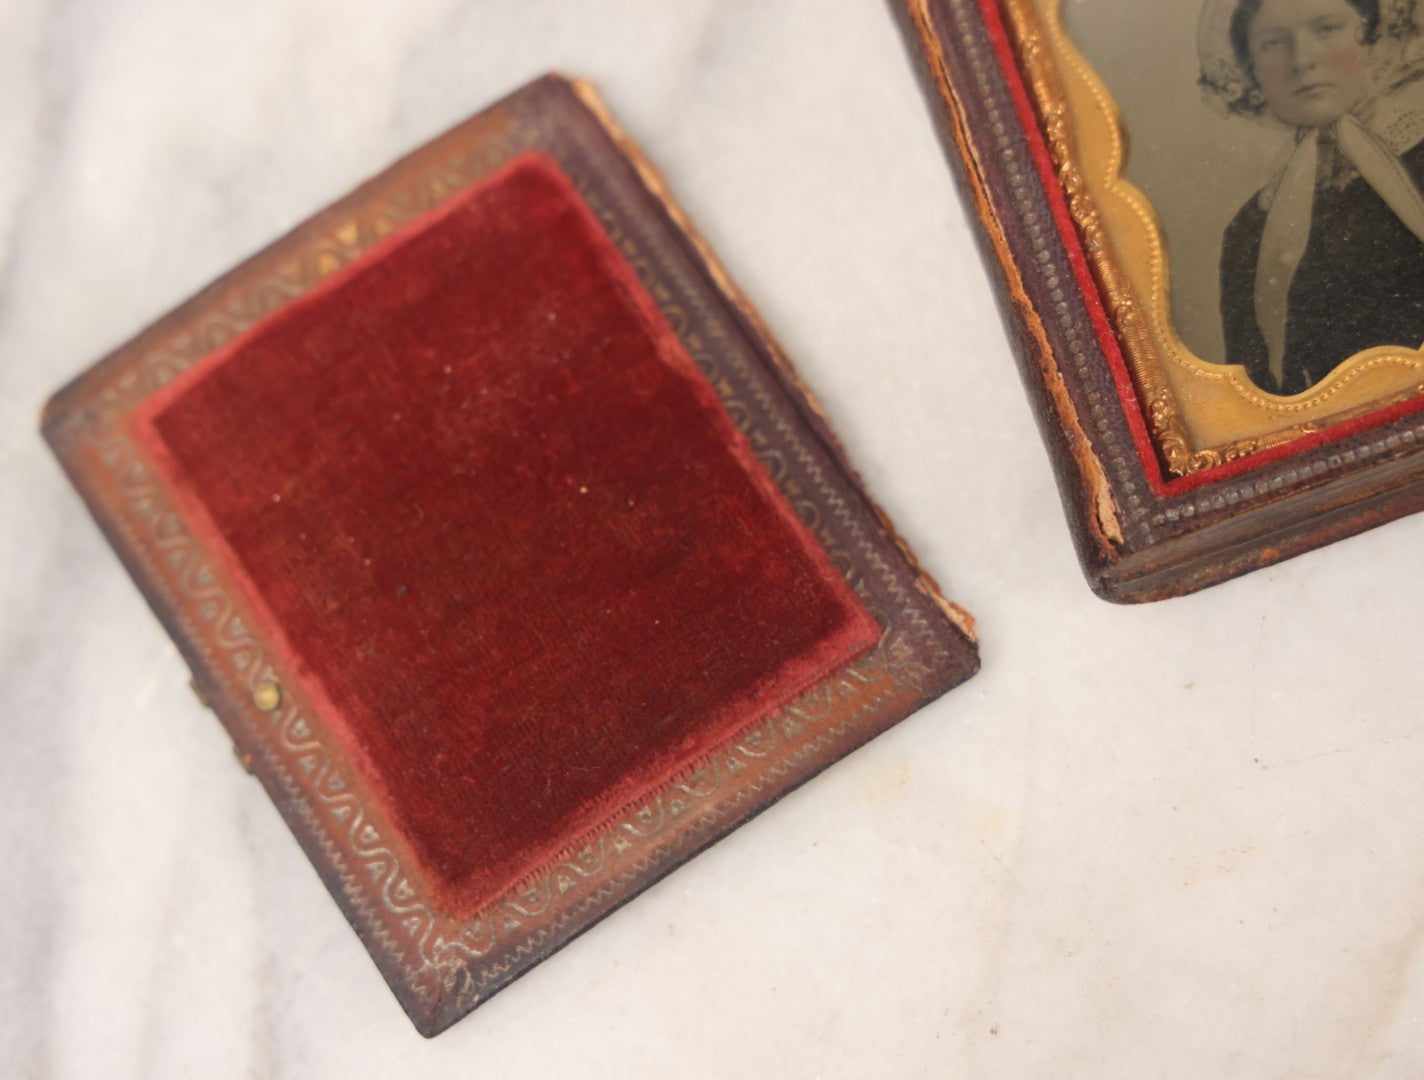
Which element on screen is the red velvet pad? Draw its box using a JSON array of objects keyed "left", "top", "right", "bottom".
[{"left": 134, "top": 153, "right": 881, "bottom": 917}]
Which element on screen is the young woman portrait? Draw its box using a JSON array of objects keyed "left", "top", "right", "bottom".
[{"left": 1204, "top": 0, "right": 1424, "bottom": 393}]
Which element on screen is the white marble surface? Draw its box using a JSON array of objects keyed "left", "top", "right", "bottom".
[{"left": 4, "top": 1, "right": 1424, "bottom": 1076}]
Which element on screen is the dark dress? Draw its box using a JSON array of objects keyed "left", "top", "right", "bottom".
[{"left": 1219, "top": 137, "right": 1424, "bottom": 395}]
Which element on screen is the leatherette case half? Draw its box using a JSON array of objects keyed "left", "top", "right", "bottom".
[{"left": 42, "top": 75, "right": 980, "bottom": 1034}]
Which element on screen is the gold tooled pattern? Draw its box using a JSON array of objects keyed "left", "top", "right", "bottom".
[{"left": 1004, "top": 0, "right": 1205, "bottom": 474}]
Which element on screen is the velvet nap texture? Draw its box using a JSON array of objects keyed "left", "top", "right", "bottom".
[{"left": 134, "top": 153, "right": 881, "bottom": 917}]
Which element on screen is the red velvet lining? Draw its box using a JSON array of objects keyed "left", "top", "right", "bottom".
[
  {"left": 974, "top": 0, "right": 1424, "bottom": 495},
  {"left": 134, "top": 153, "right": 880, "bottom": 917}
]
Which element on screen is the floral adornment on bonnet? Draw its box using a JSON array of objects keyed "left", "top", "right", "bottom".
[{"left": 1198, "top": 0, "right": 1424, "bottom": 117}]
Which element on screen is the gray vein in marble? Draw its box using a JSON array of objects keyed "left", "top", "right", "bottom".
[{"left": 0, "top": 516, "right": 120, "bottom": 1079}]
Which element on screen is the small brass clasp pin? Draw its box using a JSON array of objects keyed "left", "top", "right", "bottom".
[{"left": 252, "top": 680, "right": 282, "bottom": 712}]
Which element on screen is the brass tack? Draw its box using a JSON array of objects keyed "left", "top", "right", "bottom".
[{"left": 252, "top": 680, "right": 282, "bottom": 712}]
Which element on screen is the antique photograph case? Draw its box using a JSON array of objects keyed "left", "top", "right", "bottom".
[
  {"left": 893, "top": 0, "right": 1424, "bottom": 600},
  {"left": 41, "top": 75, "right": 979, "bottom": 1035}
]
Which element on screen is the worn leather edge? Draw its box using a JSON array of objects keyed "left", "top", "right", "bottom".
[
  {"left": 888, "top": 0, "right": 1124, "bottom": 579},
  {"left": 567, "top": 76, "right": 979, "bottom": 643}
]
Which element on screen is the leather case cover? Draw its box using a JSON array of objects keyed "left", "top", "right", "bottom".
[{"left": 42, "top": 74, "right": 979, "bottom": 1034}]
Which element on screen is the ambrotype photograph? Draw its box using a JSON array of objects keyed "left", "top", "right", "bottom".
[
  {"left": 1060, "top": 0, "right": 1424, "bottom": 451},
  {"left": 893, "top": 0, "right": 1424, "bottom": 596}
]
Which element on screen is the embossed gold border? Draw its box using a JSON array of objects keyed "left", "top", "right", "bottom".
[{"left": 1005, "top": 0, "right": 1424, "bottom": 474}]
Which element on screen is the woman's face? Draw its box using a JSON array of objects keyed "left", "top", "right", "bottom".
[{"left": 1248, "top": 0, "right": 1372, "bottom": 126}]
